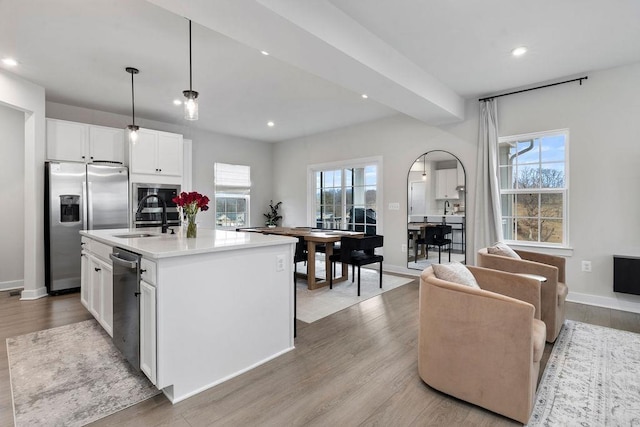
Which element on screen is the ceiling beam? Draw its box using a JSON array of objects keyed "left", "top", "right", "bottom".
[{"left": 147, "top": 0, "right": 465, "bottom": 124}]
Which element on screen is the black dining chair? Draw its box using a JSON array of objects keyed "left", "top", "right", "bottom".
[
  {"left": 421, "top": 225, "right": 452, "bottom": 264},
  {"left": 329, "top": 235, "right": 384, "bottom": 296}
]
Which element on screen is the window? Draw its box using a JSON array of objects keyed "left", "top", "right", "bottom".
[
  {"left": 311, "top": 158, "right": 380, "bottom": 235},
  {"left": 214, "top": 163, "right": 250, "bottom": 229},
  {"left": 498, "top": 130, "right": 568, "bottom": 246}
]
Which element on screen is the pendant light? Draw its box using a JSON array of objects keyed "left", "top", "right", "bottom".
[
  {"left": 125, "top": 67, "right": 140, "bottom": 141},
  {"left": 422, "top": 155, "right": 427, "bottom": 180},
  {"left": 183, "top": 19, "right": 198, "bottom": 120}
]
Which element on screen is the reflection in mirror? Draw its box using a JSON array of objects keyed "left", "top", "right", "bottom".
[{"left": 407, "top": 150, "right": 466, "bottom": 270}]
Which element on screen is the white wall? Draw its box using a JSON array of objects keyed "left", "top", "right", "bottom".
[
  {"left": 0, "top": 104, "right": 25, "bottom": 289},
  {"left": 490, "top": 63, "right": 640, "bottom": 311},
  {"left": 46, "top": 102, "right": 274, "bottom": 229},
  {"left": 272, "top": 114, "right": 478, "bottom": 272},
  {"left": 0, "top": 69, "right": 46, "bottom": 300}
]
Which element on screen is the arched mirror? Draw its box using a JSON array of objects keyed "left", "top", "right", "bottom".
[{"left": 407, "top": 150, "right": 466, "bottom": 270}]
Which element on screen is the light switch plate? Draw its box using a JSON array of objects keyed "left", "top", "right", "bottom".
[{"left": 388, "top": 202, "right": 400, "bottom": 210}]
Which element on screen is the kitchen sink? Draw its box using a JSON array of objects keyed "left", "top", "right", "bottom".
[{"left": 112, "top": 232, "right": 157, "bottom": 238}]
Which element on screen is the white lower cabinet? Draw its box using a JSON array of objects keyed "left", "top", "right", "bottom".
[
  {"left": 140, "top": 279, "right": 157, "bottom": 385},
  {"left": 81, "top": 251, "right": 113, "bottom": 337},
  {"left": 80, "top": 251, "right": 90, "bottom": 308}
]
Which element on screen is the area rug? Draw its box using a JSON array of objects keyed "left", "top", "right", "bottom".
[
  {"left": 296, "top": 261, "right": 413, "bottom": 323},
  {"left": 7, "top": 319, "right": 161, "bottom": 426},
  {"left": 527, "top": 320, "right": 640, "bottom": 426}
]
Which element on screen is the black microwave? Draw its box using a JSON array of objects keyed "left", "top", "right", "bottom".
[{"left": 132, "top": 183, "right": 181, "bottom": 228}]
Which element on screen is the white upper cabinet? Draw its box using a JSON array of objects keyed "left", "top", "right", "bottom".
[
  {"left": 89, "top": 125, "right": 125, "bottom": 163},
  {"left": 129, "top": 128, "right": 183, "bottom": 180},
  {"left": 47, "top": 119, "right": 124, "bottom": 163},
  {"left": 435, "top": 168, "right": 460, "bottom": 200},
  {"left": 46, "top": 119, "right": 87, "bottom": 162},
  {"left": 129, "top": 129, "right": 158, "bottom": 175}
]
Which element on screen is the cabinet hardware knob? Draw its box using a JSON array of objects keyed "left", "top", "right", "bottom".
[
  {"left": 94, "top": 267, "right": 101, "bottom": 272},
  {"left": 140, "top": 269, "right": 147, "bottom": 273}
]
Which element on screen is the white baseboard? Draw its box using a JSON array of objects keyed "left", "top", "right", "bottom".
[
  {"left": 0, "top": 279, "right": 24, "bottom": 292},
  {"left": 20, "top": 286, "right": 48, "bottom": 300},
  {"left": 383, "top": 263, "right": 421, "bottom": 277},
  {"left": 567, "top": 291, "right": 640, "bottom": 315}
]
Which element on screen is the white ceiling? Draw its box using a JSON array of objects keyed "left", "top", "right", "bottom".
[{"left": 1, "top": 0, "right": 639, "bottom": 142}]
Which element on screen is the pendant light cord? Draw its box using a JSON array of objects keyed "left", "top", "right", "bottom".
[
  {"left": 189, "top": 19, "right": 193, "bottom": 92},
  {"left": 131, "top": 71, "right": 136, "bottom": 126}
]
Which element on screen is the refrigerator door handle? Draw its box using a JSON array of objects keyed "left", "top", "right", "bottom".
[
  {"left": 86, "top": 181, "right": 92, "bottom": 230},
  {"left": 82, "top": 179, "right": 88, "bottom": 230}
]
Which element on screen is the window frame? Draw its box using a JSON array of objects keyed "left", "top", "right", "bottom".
[
  {"left": 214, "top": 162, "right": 251, "bottom": 230},
  {"left": 498, "top": 129, "right": 570, "bottom": 249},
  {"left": 307, "top": 156, "right": 383, "bottom": 235}
]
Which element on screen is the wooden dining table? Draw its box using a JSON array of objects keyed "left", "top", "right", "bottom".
[{"left": 239, "top": 227, "right": 363, "bottom": 290}]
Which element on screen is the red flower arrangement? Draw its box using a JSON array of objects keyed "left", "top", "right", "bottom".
[
  {"left": 172, "top": 191, "right": 209, "bottom": 238},
  {"left": 172, "top": 191, "right": 210, "bottom": 215}
]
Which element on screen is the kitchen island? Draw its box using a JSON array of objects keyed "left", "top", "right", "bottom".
[{"left": 79, "top": 227, "right": 296, "bottom": 403}]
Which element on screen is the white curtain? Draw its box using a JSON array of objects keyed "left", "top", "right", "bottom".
[{"left": 473, "top": 99, "right": 503, "bottom": 256}]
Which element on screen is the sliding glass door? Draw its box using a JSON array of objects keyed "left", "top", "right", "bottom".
[{"left": 312, "top": 160, "right": 379, "bottom": 235}]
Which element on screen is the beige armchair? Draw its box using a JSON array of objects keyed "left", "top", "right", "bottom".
[
  {"left": 419, "top": 266, "right": 546, "bottom": 424},
  {"left": 477, "top": 247, "right": 568, "bottom": 342}
]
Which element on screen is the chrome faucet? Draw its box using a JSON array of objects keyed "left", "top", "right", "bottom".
[
  {"left": 444, "top": 200, "right": 450, "bottom": 215},
  {"left": 136, "top": 194, "right": 168, "bottom": 233}
]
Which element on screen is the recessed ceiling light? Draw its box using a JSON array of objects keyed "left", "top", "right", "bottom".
[
  {"left": 173, "top": 99, "right": 182, "bottom": 106},
  {"left": 261, "top": 50, "right": 270, "bottom": 56},
  {"left": 2, "top": 58, "right": 18, "bottom": 67},
  {"left": 511, "top": 46, "right": 527, "bottom": 57},
  {"left": 361, "top": 94, "right": 368, "bottom": 99},
  {"left": 267, "top": 121, "right": 275, "bottom": 127}
]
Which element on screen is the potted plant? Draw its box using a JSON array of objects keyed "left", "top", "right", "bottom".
[{"left": 264, "top": 200, "right": 282, "bottom": 227}]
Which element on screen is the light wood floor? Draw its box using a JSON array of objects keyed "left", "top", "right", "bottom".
[{"left": 1, "top": 282, "right": 639, "bottom": 427}]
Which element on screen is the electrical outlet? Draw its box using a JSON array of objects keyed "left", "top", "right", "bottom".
[
  {"left": 401, "top": 244, "right": 407, "bottom": 253},
  {"left": 581, "top": 260, "right": 592, "bottom": 272},
  {"left": 276, "top": 254, "right": 285, "bottom": 272}
]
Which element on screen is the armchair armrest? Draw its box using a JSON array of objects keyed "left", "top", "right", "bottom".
[
  {"left": 515, "top": 250, "right": 566, "bottom": 283},
  {"left": 467, "top": 266, "right": 541, "bottom": 320},
  {"left": 479, "top": 252, "right": 559, "bottom": 286}
]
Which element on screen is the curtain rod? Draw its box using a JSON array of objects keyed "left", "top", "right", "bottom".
[{"left": 478, "top": 76, "right": 588, "bottom": 102}]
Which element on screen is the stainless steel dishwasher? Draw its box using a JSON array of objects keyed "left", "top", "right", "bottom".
[{"left": 110, "top": 247, "right": 142, "bottom": 371}]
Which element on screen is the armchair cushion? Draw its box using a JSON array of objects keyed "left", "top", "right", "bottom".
[
  {"left": 433, "top": 262, "right": 480, "bottom": 288},
  {"left": 488, "top": 241, "right": 521, "bottom": 259}
]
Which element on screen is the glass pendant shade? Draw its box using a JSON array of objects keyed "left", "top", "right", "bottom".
[
  {"left": 127, "top": 125, "right": 139, "bottom": 142},
  {"left": 183, "top": 90, "right": 199, "bottom": 121}
]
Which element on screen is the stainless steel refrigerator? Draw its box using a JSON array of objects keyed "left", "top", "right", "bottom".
[{"left": 45, "top": 161, "right": 129, "bottom": 294}]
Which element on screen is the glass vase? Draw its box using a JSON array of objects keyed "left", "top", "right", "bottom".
[{"left": 186, "top": 213, "right": 197, "bottom": 238}]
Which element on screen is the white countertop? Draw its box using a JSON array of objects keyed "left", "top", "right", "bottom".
[{"left": 80, "top": 227, "right": 296, "bottom": 259}]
